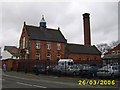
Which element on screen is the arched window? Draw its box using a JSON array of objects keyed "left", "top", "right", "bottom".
[
  {"left": 36, "top": 53, "right": 40, "bottom": 60},
  {"left": 57, "top": 55, "right": 61, "bottom": 61},
  {"left": 47, "top": 54, "right": 51, "bottom": 60}
]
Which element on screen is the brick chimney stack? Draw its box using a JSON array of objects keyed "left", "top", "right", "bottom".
[{"left": 83, "top": 13, "right": 91, "bottom": 45}]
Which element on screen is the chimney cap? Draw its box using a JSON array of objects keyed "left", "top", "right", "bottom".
[
  {"left": 58, "top": 27, "right": 60, "bottom": 30},
  {"left": 24, "top": 21, "right": 26, "bottom": 26},
  {"left": 83, "top": 13, "right": 90, "bottom": 18},
  {"left": 83, "top": 13, "right": 90, "bottom": 15}
]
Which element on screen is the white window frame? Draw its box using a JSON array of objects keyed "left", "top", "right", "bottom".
[
  {"left": 36, "top": 53, "right": 40, "bottom": 60},
  {"left": 46, "top": 54, "right": 51, "bottom": 60},
  {"left": 57, "top": 55, "right": 61, "bottom": 61},
  {"left": 57, "top": 43, "right": 61, "bottom": 50},
  {"left": 47, "top": 43, "right": 51, "bottom": 50},
  {"left": 36, "top": 42, "right": 40, "bottom": 49}
]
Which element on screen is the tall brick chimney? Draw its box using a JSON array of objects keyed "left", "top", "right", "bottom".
[{"left": 83, "top": 13, "right": 91, "bottom": 45}]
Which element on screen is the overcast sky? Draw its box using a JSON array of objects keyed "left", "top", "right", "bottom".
[{"left": 0, "top": 1, "right": 119, "bottom": 50}]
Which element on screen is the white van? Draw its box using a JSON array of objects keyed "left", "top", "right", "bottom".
[{"left": 58, "top": 59, "right": 74, "bottom": 68}]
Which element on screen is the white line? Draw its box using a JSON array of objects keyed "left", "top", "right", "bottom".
[
  {"left": 53, "top": 76, "right": 58, "bottom": 78},
  {"left": 32, "top": 85, "right": 47, "bottom": 88},
  {"left": 16, "top": 82, "right": 47, "bottom": 88},
  {"left": 16, "top": 82, "right": 32, "bottom": 86},
  {"left": 3, "top": 73, "right": 77, "bottom": 86}
]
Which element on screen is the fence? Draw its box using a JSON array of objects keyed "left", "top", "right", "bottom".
[
  {"left": 17, "top": 59, "right": 58, "bottom": 73},
  {"left": 15, "top": 59, "right": 102, "bottom": 73},
  {"left": 3, "top": 59, "right": 119, "bottom": 79}
]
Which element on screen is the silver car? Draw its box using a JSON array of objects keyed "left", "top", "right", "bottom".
[{"left": 97, "top": 64, "right": 120, "bottom": 78}]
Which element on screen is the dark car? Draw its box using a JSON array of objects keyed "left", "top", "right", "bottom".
[
  {"left": 33, "top": 65, "right": 41, "bottom": 75},
  {"left": 80, "top": 64, "right": 99, "bottom": 78}
]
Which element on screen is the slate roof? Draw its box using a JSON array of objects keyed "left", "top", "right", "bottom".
[
  {"left": 66, "top": 43, "right": 101, "bottom": 55},
  {"left": 103, "top": 54, "right": 120, "bottom": 59},
  {"left": 4, "top": 46, "right": 19, "bottom": 57},
  {"left": 25, "top": 25, "right": 67, "bottom": 43}
]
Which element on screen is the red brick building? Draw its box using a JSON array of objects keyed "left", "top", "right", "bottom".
[
  {"left": 19, "top": 13, "right": 101, "bottom": 61},
  {"left": 103, "top": 43, "right": 120, "bottom": 65},
  {"left": 105, "top": 43, "right": 120, "bottom": 55}
]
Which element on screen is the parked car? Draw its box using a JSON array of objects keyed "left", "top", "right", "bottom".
[
  {"left": 52, "top": 65, "right": 80, "bottom": 76},
  {"left": 33, "top": 65, "right": 41, "bottom": 75},
  {"left": 79, "top": 64, "right": 99, "bottom": 78},
  {"left": 65, "top": 65, "right": 80, "bottom": 76},
  {"left": 45, "top": 65, "right": 55, "bottom": 74},
  {"left": 97, "top": 64, "right": 120, "bottom": 78}
]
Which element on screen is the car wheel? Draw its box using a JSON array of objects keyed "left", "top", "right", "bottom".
[
  {"left": 111, "top": 73, "right": 115, "bottom": 79},
  {"left": 92, "top": 73, "right": 95, "bottom": 77},
  {"left": 73, "top": 72, "right": 76, "bottom": 76}
]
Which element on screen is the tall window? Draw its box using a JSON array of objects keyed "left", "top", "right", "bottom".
[
  {"left": 57, "top": 55, "right": 61, "bottom": 61},
  {"left": 36, "top": 42, "right": 40, "bottom": 49},
  {"left": 47, "top": 54, "right": 51, "bottom": 60},
  {"left": 57, "top": 43, "right": 61, "bottom": 50},
  {"left": 23, "top": 37, "right": 25, "bottom": 49},
  {"left": 36, "top": 54, "right": 40, "bottom": 60},
  {"left": 47, "top": 43, "right": 51, "bottom": 50}
]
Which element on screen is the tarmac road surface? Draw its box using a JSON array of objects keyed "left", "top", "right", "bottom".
[{"left": 2, "top": 71, "right": 119, "bottom": 89}]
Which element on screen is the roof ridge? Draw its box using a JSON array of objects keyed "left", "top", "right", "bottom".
[
  {"left": 26, "top": 25, "right": 58, "bottom": 31},
  {"left": 67, "top": 43, "right": 84, "bottom": 46}
]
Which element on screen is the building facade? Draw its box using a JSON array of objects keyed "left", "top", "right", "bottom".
[
  {"left": 19, "top": 16, "right": 67, "bottom": 60},
  {"left": 19, "top": 14, "right": 101, "bottom": 61},
  {"left": 2, "top": 46, "right": 19, "bottom": 60}
]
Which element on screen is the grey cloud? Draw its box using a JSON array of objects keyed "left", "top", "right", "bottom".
[{"left": 1, "top": 1, "right": 118, "bottom": 50}]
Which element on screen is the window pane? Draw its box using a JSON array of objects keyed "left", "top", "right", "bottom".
[
  {"left": 36, "top": 54, "right": 40, "bottom": 60},
  {"left": 23, "top": 37, "right": 25, "bottom": 49},
  {"left": 57, "top": 55, "right": 61, "bottom": 61},
  {"left": 47, "top": 54, "right": 51, "bottom": 60},
  {"left": 36, "top": 42, "right": 40, "bottom": 49},
  {"left": 57, "top": 43, "right": 61, "bottom": 50},
  {"left": 47, "top": 44, "right": 51, "bottom": 50}
]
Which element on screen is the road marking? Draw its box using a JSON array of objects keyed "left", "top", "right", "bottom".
[
  {"left": 16, "top": 82, "right": 47, "bottom": 88},
  {"left": 3, "top": 74, "right": 78, "bottom": 86},
  {"left": 53, "top": 76, "right": 58, "bottom": 78},
  {"left": 16, "top": 82, "right": 32, "bottom": 86},
  {"left": 32, "top": 85, "right": 47, "bottom": 88}
]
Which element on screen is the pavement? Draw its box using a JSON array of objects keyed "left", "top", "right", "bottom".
[{"left": 2, "top": 71, "right": 120, "bottom": 89}]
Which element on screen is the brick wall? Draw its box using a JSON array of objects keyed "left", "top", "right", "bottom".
[
  {"left": 68, "top": 53, "right": 101, "bottom": 61},
  {"left": 30, "top": 40, "right": 65, "bottom": 60}
]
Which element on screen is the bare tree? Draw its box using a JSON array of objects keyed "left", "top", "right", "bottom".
[{"left": 96, "top": 40, "right": 119, "bottom": 55}]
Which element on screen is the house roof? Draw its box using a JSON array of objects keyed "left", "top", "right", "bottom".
[
  {"left": 25, "top": 25, "right": 67, "bottom": 43},
  {"left": 4, "top": 46, "right": 19, "bottom": 57},
  {"left": 105, "top": 43, "right": 120, "bottom": 55},
  {"left": 66, "top": 43, "right": 101, "bottom": 55}
]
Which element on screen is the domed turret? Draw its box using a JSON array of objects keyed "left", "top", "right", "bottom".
[{"left": 40, "top": 15, "right": 46, "bottom": 28}]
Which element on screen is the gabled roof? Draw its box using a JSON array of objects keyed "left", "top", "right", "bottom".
[
  {"left": 4, "top": 46, "right": 19, "bottom": 57},
  {"left": 25, "top": 25, "right": 67, "bottom": 43},
  {"left": 105, "top": 43, "right": 120, "bottom": 55},
  {"left": 103, "top": 54, "right": 120, "bottom": 59},
  {"left": 66, "top": 43, "right": 101, "bottom": 55}
]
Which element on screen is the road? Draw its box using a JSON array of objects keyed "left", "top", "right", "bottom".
[{"left": 2, "top": 71, "right": 120, "bottom": 89}]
